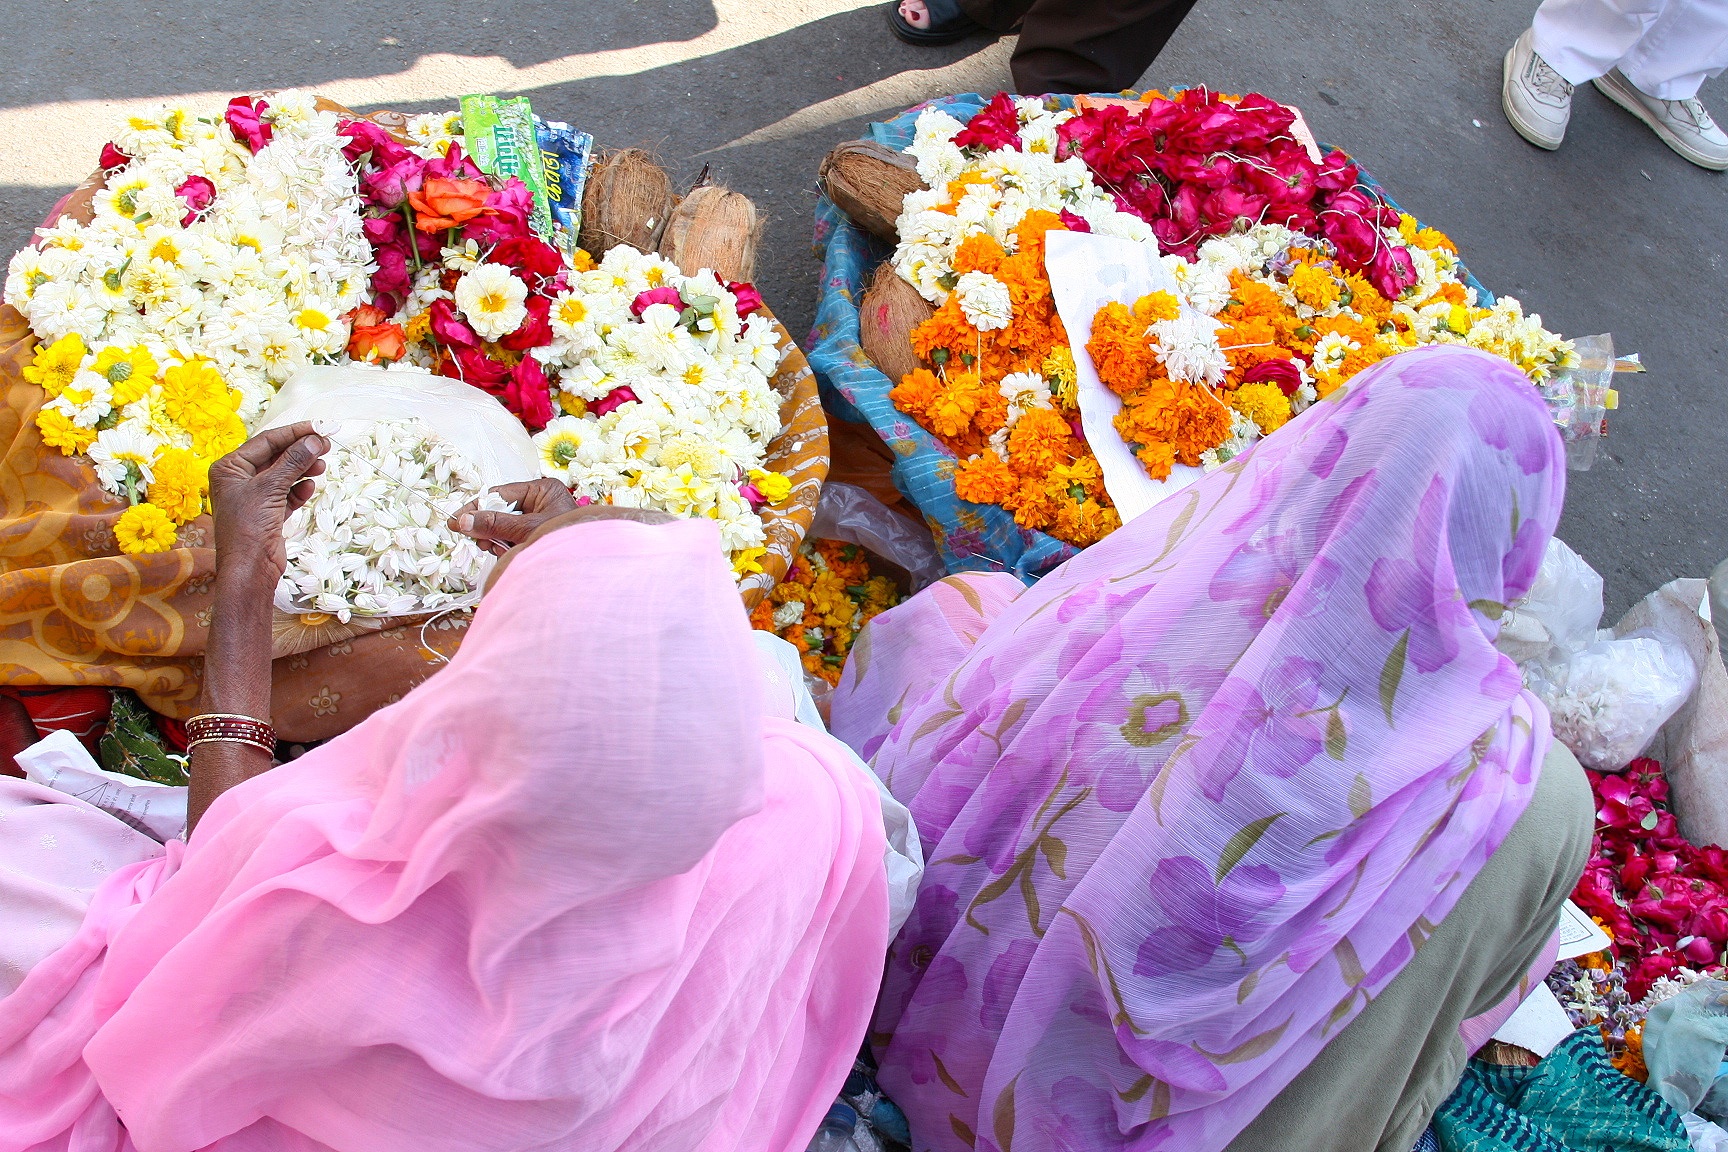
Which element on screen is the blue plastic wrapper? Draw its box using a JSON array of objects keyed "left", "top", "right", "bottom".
[
  {"left": 806, "top": 92, "right": 1496, "bottom": 583},
  {"left": 533, "top": 116, "right": 594, "bottom": 255}
]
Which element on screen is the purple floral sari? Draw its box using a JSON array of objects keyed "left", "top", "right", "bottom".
[{"left": 831, "top": 346, "right": 1564, "bottom": 1151}]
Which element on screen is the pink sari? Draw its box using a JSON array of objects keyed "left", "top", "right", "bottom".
[
  {"left": 833, "top": 346, "right": 1564, "bottom": 1150},
  {"left": 0, "top": 518, "right": 890, "bottom": 1151}
]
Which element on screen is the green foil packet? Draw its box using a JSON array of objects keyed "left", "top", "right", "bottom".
[{"left": 459, "top": 93, "right": 554, "bottom": 242}]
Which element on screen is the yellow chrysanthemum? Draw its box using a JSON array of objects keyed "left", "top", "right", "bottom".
[
  {"left": 22, "top": 334, "right": 87, "bottom": 398},
  {"left": 145, "top": 447, "right": 209, "bottom": 524},
  {"left": 90, "top": 344, "right": 159, "bottom": 406},
  {"left": 571, "top": 249, "right": 597, "bottom": 273},
  {"left": 405, "top": 309, "right": 432, "bottom": 346},
  {"left": 747, "top": 468, "right": 793, "bottom": 505},
  {"left": 161, "top": 359, "right": 245, "bottom": 458},
  {"left": 1288, "top": 264, "right": 1342, "bottom": 311},
  {"left": 114, "top": 503, "right": 178, "bottom": 555},
  {"left": 1042, "top": 346, "right": 1078, "bottom": 408},
  {"left": 35, "top": 406, "right": 97, "bottom": 454},
  {"left": 556, "top": 391, "right": 588, "bottom": 417},
  {"left": 1230, "top": 381, "right": 1294, "bottom": 435},
  {"left": 732, "top": 547, "right": 767, "bottom": 576}
]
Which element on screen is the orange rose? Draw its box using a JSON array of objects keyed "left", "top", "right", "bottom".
[
  {"left": 348, "top": 314, "right": 408, "bottom": 363},
  {"left": 408, "top": 178, "right": 490, "bottom": 231}
]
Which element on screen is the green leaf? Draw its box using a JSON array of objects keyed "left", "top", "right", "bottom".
[
  {"left": 1040, "top": 835, "right": 1068, "bottom": 880},
  {"left": 1326, "top": 709, "right": 1348, "bottom": 760},
  {"left": 1379, "top": 630, "right": 1410, "bottom": 726},
  {"left": 993, "top": 1075, "right": 1019, "bottom": 1152},
  {"left": 1217, "top": 813, "right": 1285, "bottom": 883},
  {"left": 1192, "top": 1017, "right": 1290, "bottom": 1064},
  {"left": 1347, "top": 773, "right": 1372, "bottom": 819},
  {"left": 1641, "top": 809, "right": 1661, "bottom": 831}
]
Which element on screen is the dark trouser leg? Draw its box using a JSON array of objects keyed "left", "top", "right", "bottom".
[{"left": 958, "top": 0, "right": 1203, "bottom": 94}]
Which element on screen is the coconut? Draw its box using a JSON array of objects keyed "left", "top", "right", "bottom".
[
  {"left": 657, "top": 185, "right": 762, "bottom": 282},
  {"left": 858, "top": 263, "right": 934, "bottom": 385},
  {"left": 818, "top": 140, "right": 925, "bottom": 241},
  {"left": 579, "top": 149, "right": 675, "bottom": 256}
]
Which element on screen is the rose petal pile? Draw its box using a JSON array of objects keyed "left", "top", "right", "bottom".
[
  {"left": 4, "top": 92, "right": 373, "bottom": 547},
  {"left": 277, "top": 418, "right": 493, "bottom": 623},
  {"left": 1571, "top": 757, "right": 1728, "bottom": 1001}
]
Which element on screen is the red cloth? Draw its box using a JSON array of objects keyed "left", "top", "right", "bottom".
[{"left": 0, "top": 687, "right": 111, "bottom": 756}]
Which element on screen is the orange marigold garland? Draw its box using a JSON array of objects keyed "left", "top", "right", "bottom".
[{"left": 750, "top": 539, "right": 902, "bottom": 685}]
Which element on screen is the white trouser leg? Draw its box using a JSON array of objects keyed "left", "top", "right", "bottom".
[{"left": 1531, "top": 0, "right": 1728, "bottom": 99}]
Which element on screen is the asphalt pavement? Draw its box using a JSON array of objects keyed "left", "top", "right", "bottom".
[{"left": 3, "top": 0, "right": 1722, "bottom": 616}]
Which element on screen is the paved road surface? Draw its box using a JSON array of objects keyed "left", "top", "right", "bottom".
[{"left": 3, "top": 0, "right": 1722, "bottom": 615}]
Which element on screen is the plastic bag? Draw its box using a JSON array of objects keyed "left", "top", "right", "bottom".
[
  {"left": 1525, "top": 628, "right": 1699, "bottom": 772},
  {"left": 257, "top": 364, "right": 540, "bottom": 493},
  {"left": 1620, "top": 578, "right": 1728, "bottom": 847},
  {"left": 810, "top": 481, "right": 946, "bottom": 592},
  {"left": 1684, "top": 1113, "right": 1728, "bottom": 1152},
  {"left": 1644, "top": 979, "right": 1728, "bottom": 1119},
  {"left": 1540, "top": 333, "right": 1614, "bottom": 471},
  {"left": 1498, "top": 537, "right": 1605, "bottom": 665}
]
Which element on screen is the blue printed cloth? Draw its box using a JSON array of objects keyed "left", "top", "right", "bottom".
[{"left": 807, "top": 92, "right": 1494, "bottom": 582}]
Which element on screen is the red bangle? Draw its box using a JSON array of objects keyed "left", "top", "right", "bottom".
[{"left": 185, "top": 713, "right": 275, "bottom": 756}]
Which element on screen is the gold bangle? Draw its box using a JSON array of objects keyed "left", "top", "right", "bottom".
[{"left": 187, "top": 734, "right": 275, "bottom": 756}]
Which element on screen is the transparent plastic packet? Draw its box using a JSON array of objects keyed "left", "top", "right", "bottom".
[
  {"left": 809, "top": 481, "right": 945, "bottom": 593},
  {"left": 1540, "top": 333, "right": 1614, "bottom": 470}
]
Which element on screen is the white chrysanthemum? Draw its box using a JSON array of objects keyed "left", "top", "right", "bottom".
[
  {"left": 454, "top": 262, "right": 529, "bottom": 340},
  {"left": 1200, "top": 408, "right": 1261, "bottom": 471},
  {"left": 1312, "top": 331, "right": 1360, "bottom": 374},
  {"left": 1150, "top": 314, "right": 1229, "bottom": 386},
  {"left": 88, "top": 424, "right": 161, "bottom": 493},
  {"left": 955, "top": 271, "right": 1013, "bottom": 331}
]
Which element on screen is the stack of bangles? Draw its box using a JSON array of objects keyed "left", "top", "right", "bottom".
[{"left": 185, "top": 713, "right": 277, "bottom": 757}]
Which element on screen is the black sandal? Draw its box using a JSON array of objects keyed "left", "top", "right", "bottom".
[{"left": 886, "top": 0, "right": 980, "bottom": 46}]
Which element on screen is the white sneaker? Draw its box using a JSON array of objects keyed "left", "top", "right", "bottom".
[
  {"left": 1503, "top": 27, "right": 1574, "bottom": 149},
  {"left": 1593, "top": 68, "right": 1728, "bottom": 171}
]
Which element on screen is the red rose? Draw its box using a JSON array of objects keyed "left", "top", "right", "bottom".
[
  {"left": 99, "top": 143, "right": 131, "bottom": 173},
  {"left": 489, "top": 237, "right": 563, "bottom": 285},
  {"left": 498, "top": 295, "right": 553, "bottom": 352},
  {"left": 590, "top": 385, "right": 639, "bottom": 416},
  {"left": 1243, "top": 359, "right": 1304, "bottom": 397},
  {"left": 429, "top": 299, "right": 480, "bottom": 349},
  {"left": 954, "top": 91, "right": 1022, "bottom": 153},
  {"left": 503, "top": 357, "right": 553, "bottom": 432},
  {"left": 727, "top": 280, "right": 765, "bottom": 316},
  {"left": 440, "top": 345, "right": 511, "bottom": 390}
]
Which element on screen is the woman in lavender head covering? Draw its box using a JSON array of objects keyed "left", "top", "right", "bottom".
[{"left": 832, "top": 345, "right": 1593, "bottom": 1151}]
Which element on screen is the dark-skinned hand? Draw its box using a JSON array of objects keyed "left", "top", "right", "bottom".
[
  {"left": 208, "top": 421, "right": 330, "bottom": 580},
  {"left": 448, "top": 478, "right": 580, "bottom": 556}
]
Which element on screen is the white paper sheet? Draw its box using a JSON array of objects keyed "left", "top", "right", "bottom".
[
  {"left": 1490, "top": 983, "right": 1576, "bottom": 1057},
  {"left": 1557, "top": 898, "right": 1613, "bottom": 959},
  {"left": 1044, "top": 230, "right": 1205, "bottom": 524},
  {"left": 17, "top": 729, "right": 187, "bottom": 843}
]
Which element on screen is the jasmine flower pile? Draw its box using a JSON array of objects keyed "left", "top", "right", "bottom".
[{"left": 276, "top": 420, "right": 494, "bottom": 622}]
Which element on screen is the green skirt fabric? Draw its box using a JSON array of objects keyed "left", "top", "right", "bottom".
[{"left": 1434, "top": 1030, "right": 1688, "bottom": 1152}]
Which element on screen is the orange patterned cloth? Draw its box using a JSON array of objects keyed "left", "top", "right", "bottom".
[{"left": 0, "top": 118, "right": 826, "bottom": 742}]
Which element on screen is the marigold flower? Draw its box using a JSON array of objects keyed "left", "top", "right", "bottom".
[
  {"left": 1005, "top": 406, "right": 1074, "bottom": 478},
  {"left": 1087, "top": 302, "right": 1158, "bottom": 396},
  {"left": 954, "top": 450, "right": 1018, "bottom": 505},
  {"left": 115, "top": 502, "right": 179, "bottom": 555},
  {"left": 23, "top": 334, "right": 87, "bottom": 398},
  {"left": 953, "top": 233, "right": 1007, "bottom": 276},
  {"left": 146, "top": 447, "right": 209, "bottom": 524},
  {"left": 1288, "top": 264, "right": 1342, "bottom": 311},
  {"left": 1133, "top": 291, "right": 1180, "bottom": 325},
  {"left": 1230, "top": 380, "right": 1293, "bottom": 435}
]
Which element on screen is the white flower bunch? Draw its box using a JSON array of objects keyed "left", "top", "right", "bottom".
[
  {"left": 892, "top": 100, "right": 1152, "bottom": 305},
  {"left": 526, "top": 245, "right": 786, "bottom": 556},
  {"left": 5, "top": 90, "right": 373, "bottom": 460},
  {"left": 277, "top": 420, "right": 493, "bottom": 623}
]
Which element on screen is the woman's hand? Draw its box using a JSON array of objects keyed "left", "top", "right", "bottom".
[
  {"left": 208, "top": 421, "right": 330, "bottom": 581},
  {"left": 449, "top": 479, "right": 579, "bottom": 556}
]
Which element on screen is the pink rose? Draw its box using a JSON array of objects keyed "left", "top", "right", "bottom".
[
  {"left": 590, "top": 385, "right": 639, "bottom": 416},
  {"left": 225, "top": 96, "right": 274, "bottom": 154},
  {"left": 1368, "top": 245, "right": 1419, "bottom": 301},
  {"left": 631, "top": 286, "right": 684, "bottom": 317},
  {"left": 1243, "top": 358, "right": 1303, "bottom": 397},
  {"left": 370, "top": 247, "right": 412, "bottom": 314},
  {"left": 362, "top": 156, "right": 426, "bottom": 210},
  {"left": 99, "top": 143, "right": 131, "bottom": 172},
  {"left": 429, "top": 299, "right": 480, "bottom": 349},
  {"left": 738, "top": 481, "right": 766, "bottom": 509},
  {"left": 339, "top": 119, "right": 399, "bottom": 164},
  {"left": 1057, "top": 209, "right": 1091, "bottom": 233},
  {"left": 726, "top": 280, "right": 764, "bottom": 316},
  {"left": 503, "top": 357, "right": 553, "bottom": 432},
  {"left": 490, "top": 237, "right": 564, "bottom": 284},
  {"left": 463, "top": 179, "right": 534, "bottom": 245},
  {"left": 174, "top": 175, "right": 216, "bottom": 227},
  {"left": 424, "top": 141, "right": 483, "bottom": 182}
]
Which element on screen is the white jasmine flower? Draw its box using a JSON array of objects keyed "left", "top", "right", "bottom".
[{"left": 1150, "top": 314, "right": 1229, "bottom": 386}]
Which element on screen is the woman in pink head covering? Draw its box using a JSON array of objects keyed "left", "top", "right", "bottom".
[
  {"left": 0, "top": 423, "right": 893, "bottom": 1151},
  {"left": 831, "top": 346, "right": 1595, "bottom": 1151}
]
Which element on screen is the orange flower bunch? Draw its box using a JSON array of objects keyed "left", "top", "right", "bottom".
[
  {"left": 751, "top": 539, "right": 902, "bottom": 684},
  {"left": 889, "top": 211, "right": 1121, "bottom": 547}
]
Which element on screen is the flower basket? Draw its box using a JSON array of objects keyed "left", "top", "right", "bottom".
[
  {"left": 808, "top": 92, "right": 1492, "bottom": 583},
  {"left": 0, "top": 103, "right": 824, "bottom": 741}
]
